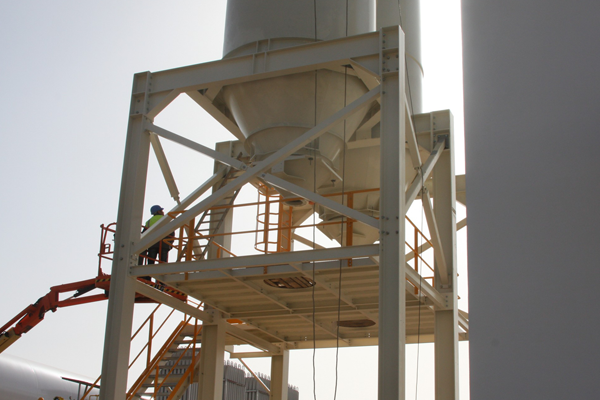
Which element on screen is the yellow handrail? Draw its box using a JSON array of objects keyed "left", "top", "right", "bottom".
[{"left": 126, "top": 301, "right": 204, "bottom": 399}]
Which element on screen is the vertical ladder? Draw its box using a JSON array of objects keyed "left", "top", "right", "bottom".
[{"left": 191, "top": 168, "right": 241, "bottom": 260}]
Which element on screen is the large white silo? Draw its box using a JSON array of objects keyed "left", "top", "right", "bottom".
[{"left": 215, "top": 0, "right": 425, "bottom": 245}]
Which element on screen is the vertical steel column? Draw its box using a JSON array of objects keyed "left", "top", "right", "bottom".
[
  {"left": 100, "top": 72, "right": 153, "bottom": 400},
  {"left": 377, "top": 25, "right": 407, "bottom": 400},
  {"left": 197, "top": 315, "right": 226, "bottom": 400},
  {"left": 270, "top": 349, "right": 290, "bottom": 400},
  {"left": 433, "top": 125, "right": 459, "bottom": 400}
]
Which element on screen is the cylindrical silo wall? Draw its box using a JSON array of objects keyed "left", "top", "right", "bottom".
[
  {"left": 218, "top": 0, "right": 425, "bottom": 245},
  {"left": 400, "top": 0, "right": 422, "bottom": 114},
  {"left": 223, "top": 0, "right": 375, "bottom": 58}
]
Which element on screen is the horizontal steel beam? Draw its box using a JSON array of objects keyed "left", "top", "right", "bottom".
[
  {"left": 263, "top": 173, "right": 379, "bottom": 229},
  {"left": 132, "top": 280, "right": 213, "bottom": 323},
  {"left": 146, "top": 29, "right": 394, "bottom": 95},
  {"left": 132, "top": 244, "right": 379, "bottom": 276},
  {"left": 228, "top": 352, "right": 271, "bottom": 359},
  {"left": 225, "top": 324, "right": 281, "bottom": 354},
  {"left": 228, "top": 304, "right": 380, "bottom": 319}
]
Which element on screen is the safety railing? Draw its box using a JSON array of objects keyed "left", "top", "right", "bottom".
[
  {"left": 80, "top": 299, "right": 204, "bottom": 400},
  {"left": 126, "top": 301, "right": 203, "bottom": 400},
  {"left": 405, "top": 216, "right": 436, "bottom": 289},
  {"left": 97, "top": 222, "right": 116, "bottom": 275},
  {"left": 254, "top": 183, "right": 293, "bottom": 254},
  {"left": 97, "top": 191, "right": 437, "bottom": 295},
  {"left": 131, "top": 187, "right": 438, "bottom": 288}
]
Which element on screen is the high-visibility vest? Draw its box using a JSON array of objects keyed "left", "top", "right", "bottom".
[
  {"left": 145, "top": 215, "right": 174, "bottom": 245},
  {"left": 146, "top": 214, "right": 163, "bottom": 228}
]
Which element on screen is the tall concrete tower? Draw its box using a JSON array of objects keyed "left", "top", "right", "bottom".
[{"left": 462, "top": 1, "right": 600, "bottom": 398}]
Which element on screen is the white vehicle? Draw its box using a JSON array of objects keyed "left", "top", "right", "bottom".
[{"left": 0, "top": 354, "right": 99, "bottom": 400}]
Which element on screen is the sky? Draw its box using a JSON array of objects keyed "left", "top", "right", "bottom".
[{"left": 0, "top": 1, "right": 466, "bottom": 399}]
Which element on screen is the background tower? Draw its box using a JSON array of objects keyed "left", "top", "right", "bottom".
[{"left": 462, "top": 1, "right": 600, "bottom": 398}]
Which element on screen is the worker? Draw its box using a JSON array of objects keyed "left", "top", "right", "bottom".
[{"left": 140, "top": 205, "right": 174, "bottom": 264}]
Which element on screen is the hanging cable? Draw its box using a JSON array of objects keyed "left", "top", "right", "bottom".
[
  {"left": 311, "top": 4, "right": 318, "bottom": 400},
  {"left": 333, "top": 61, "right": 350, "bottom": 400},
  {"left": 333, "top": 6, "right": 351, "bottom": 399}
]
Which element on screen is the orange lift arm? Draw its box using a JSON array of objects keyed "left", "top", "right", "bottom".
[
  {"left": 1, "top": 222, "right": 187, "bottom": 354},
  {"left": 0, "top": 275, "right": 186, "bottom": 354},
  {"left": 0, "top": 277, "right": 107, "bottom": 353}
]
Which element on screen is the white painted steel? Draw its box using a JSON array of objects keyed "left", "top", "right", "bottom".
[
  {"left": 270, "top": 350, "right": 290, "bottom": 400},
  {"left": 377, "top": 25, "right": 406, "bottom": 400},
  {"left": 100, "top": 73, "right": 152, "bottom": 400},
  {"left": 197, "top": 318, "right": 226, "bottom": 400},
  {"left": 149, "top": 133, "right": 181, "bottom": 204},
  {"left": 133, "top": 87, "right": 380, "bottom": 254},
  {"left": 377, "top": 0, "right": 422, "bottom": 114},
  {"left": 433, "top": 127, "right": 459, "bottom": 400}
]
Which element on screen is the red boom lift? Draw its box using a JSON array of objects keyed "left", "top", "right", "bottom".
[{"left": 0, "top": 223, "right": 187, "bottom": 353}]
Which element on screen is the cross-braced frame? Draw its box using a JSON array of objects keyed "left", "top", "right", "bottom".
[{"left": 100, "top": 25, "right": 464, "bottom": 400}]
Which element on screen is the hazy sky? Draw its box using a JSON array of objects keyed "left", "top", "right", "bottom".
[{"left": 0, "top": 1, "right": 466, "bottom": 399}]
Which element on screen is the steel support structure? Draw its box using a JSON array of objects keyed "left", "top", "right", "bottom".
[
  {"left": 270, "top": 349, "right": 290, "bottom": 400},
  {"left": 433, "top": 127, "right": 459, "bottom": 400},
  {"left": 100, "top": 73, "right": 152, "bottom": 400},
  {"left": 100, "top": 20, "right": 461, "bottom": 400},
  {"left": 197, "top": 314, "right": 227, "bottom": 400},
  {"left": 378, "top": 25, "right": 407, "bottom": 400}
]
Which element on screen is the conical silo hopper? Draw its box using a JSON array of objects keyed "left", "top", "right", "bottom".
[{"left": 213, "top": 0, "right": 424, "bottom": 246}]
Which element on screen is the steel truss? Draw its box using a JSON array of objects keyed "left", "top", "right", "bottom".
[{"left": 100, "top": 24, "right": 463, "bottom": 400}]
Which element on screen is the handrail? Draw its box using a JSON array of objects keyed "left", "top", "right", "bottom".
[
  {"left": 128, "top": 308, "right": 177, "bottom": 370},
  {"left": 126, "top": 300, "right": 205, "bottom": 400},
  {"left": 405, "top": 242, "right": 435, "bottom": 275},
  {"left": 130, "top": 304, "right": 162, "bottom": 341},
  {"left": 405, "top": 216, "right": 435, "bottom": 248},
  {"left": 80, "top": 300, "right": 201, "bottom": 400},
  {"left": 165, "top": 322, "right": 202, "bottom": 400},
  {"left": 97, "top": 223, "right": 116, "bottom": 275},
  {"left": 79, "top": 375, "right": 102, "bottom": 400},
  {"left": 152, "top": 324, "right": 202, "bottom": 398},
  {"left": 126, "top": 320, "right": 188, "bottom": 399}
]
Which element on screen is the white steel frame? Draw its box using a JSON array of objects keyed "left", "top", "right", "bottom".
[{"left": 100, "top": 19, "right": 461, "bottom": 400}]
